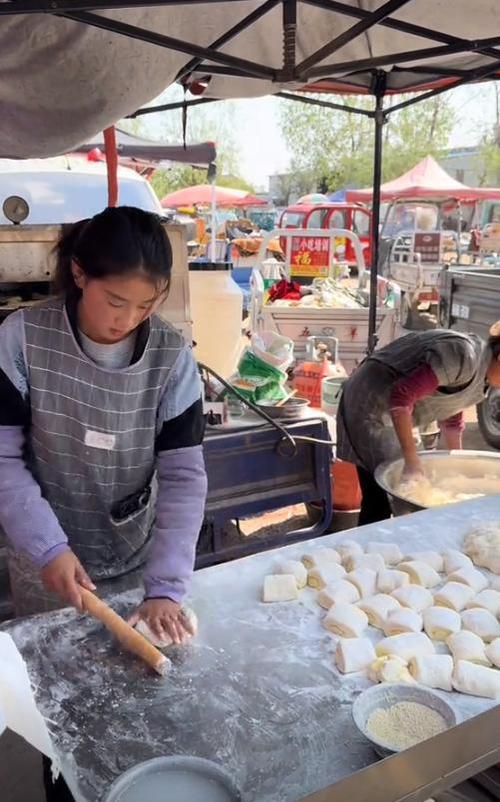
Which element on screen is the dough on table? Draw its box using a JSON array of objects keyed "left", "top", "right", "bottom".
[
  {"left": 398, "top": 560, "right": 441, "bottom": 588},
  {"left": 302, "top": 547, "right": 341, "bottom": 569},
  {"left": 317, "top": 580, "right": 360, "bottom": 610},
  {"left": 465, "top": 589, "right": 500, "bottom": 617},
  {"left": 366, "top": 541, "right": 403, "bottom": 566},
  {"left": 452, "top": 660, "right": 500, "bottom": 699},
  {"left": 403, "top": 551, "right": 444, "bottom": 573},
  {"left": 490, "top": 576, "right": 500, "bottom": 592},
  {"left": 346, "top": 568, "right": 377, "bottom": 598},
  {"left": 409, "top": 654, "right": 454, "bottom": 692},
  {"left": 275, "top": 559, "right": 308, "bottom": 589},
  {"left": 262, "top": 574, "right": 299, "bottom": 602},
  {"left": 383, "top": 607, "right": 423, "bottom": 636},
  {"left": 323, "top": 603, "right": 369, "bottom": 638},
  {"left": 375, "top": 632, "right": 435, "bottom": 662},
  {"left": 448, "top": 566, "right": 489, "bottom": 594},
  {"left": 423, "top": 606, "right": 461, "bottom": 641},
  {"left": 135, "top": 606, "right": 198, "bottom": 649},
  {"left": 335, "top": 637, "right": 376, "bottom": 674},
  {"left": 391, "top": 584, "right": 433, "bottom": 613},
  {"left": 434, "top": 581, "right": 476, "bottom": 612},
  {"left": 446, "top": 631, "right": 491, "bottom": 666},
  {"left": 358, "top": 594, "right": 400, "bottom": 629},
  {"left": 377, "top": 568, "right": 410, "bottom": 594},
  {"left": 463, "top": 522, "right": 500, "bottom": 574},
  {"left": 368, "top": 654, "right": 414, "bottom": 684},
  {"left": 485, "top": 638, "right": 500, "bottom": 668},
  {"left": 347, "top": 553, "right": 385, "bottom": 573},
  {"left": 336, "top": 540, "right": 364, "bottom": 566},
  {"left": 442, "top": 549, "right": 473, "bottom": 575},
  {"left": 308, "top": 563, "right": 346, "bottom": 589},
  {"left": 461, "top": 608, "right": 500, "bottom": 643}
]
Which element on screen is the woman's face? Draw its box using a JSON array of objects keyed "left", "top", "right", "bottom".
[
  {"left": 72, "top": 265, "right": 168, "bottom": 344},
  {"left": 486, "top": 356, "right": 500, "bottom": 387}
]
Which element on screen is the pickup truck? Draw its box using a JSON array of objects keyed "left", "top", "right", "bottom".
[{"left": 439, "top": 265, "right": 500, "bottom": 449}]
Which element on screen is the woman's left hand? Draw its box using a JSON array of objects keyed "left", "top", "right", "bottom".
[{"left": 128, "top": 598, "right": 193, "bottom": 645}]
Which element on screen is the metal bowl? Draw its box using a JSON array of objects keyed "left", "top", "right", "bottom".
[
  {"left": 375, "top": 449, "right": 500, "bottom": 516},
  {"left": 254, "top": 396, "right": 310, "bottom": 419},
  {"left": 352, "top": 683, "right": 458, "bottom": 758}
]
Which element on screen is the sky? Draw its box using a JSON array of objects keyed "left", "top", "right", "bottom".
[{"left": 135, "top": 82, "right": 499, "bottom": 191}]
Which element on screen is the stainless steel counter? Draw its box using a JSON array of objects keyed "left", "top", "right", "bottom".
[{"left": 4, "top": 495, "right": 500, "bottom": 802}]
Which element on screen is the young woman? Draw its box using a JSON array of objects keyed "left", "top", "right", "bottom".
[
  {"left": 337, "top": 326, "right": 500, "bottom": 525},
  {"left": 0, "top": 206, "right": 207, "bottom": 800}
]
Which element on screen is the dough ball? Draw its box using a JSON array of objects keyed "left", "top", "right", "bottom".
[
  {"left": 302, "top": 547, "right": 341, "bottom": 570},
  {"left": 461, "top": 608, "right": 500, "bottom": 643},
  {"left": 452, "top": 660, "right": 500, "bottom": 699},
  {"left": 409, "top": 654, "right": 454, "bottom": 692},
  {"left": 423, "top": 606, "right": 461, "bottom": 641},
  {"left": 317, "top": 580, "right": 360, "bottom": 610},
  {"left": 262, "top": 574, "right": 299, "bottom": 602},
  {"left": 358, "top": 594, "right": 400, "bottom": 629},
  {"left": 375, "top": 632, "right": 435, "bottom": 662},
  {"left": 463, "top": 522, "right": 500, "bottom": 573},
  {"left": 391, "top": 584, "right": 433, "bottom": 613},
  {"left": 366, "top": 542, "right": 403, "bottom": 566},
  {"left": 377, "top": 568, "right": 410, "bottom": 594},
  {"left": 398, "top": 560, "right": 441, "bottom": 588},
  {"left": 368, "top": 654, "right": 414, "bottom": 685},
  {"left": 442, "top": 549, "right": 473, "bottom": 575},
  {"left": 434, "top": 581, "right": 476, "bottom": 612},
  {"left": 323, "top": 603, "right": 368, "bottom": 638},
  {"left": 446, "top": 631, "right": 491, "bottom": 666},
  {"left": 346, "top": 568, "right": 377, "bottom": 598},
  {"left": 307, "top": 563, "right": 346, "bottom": 589},
  {"left": 485, "top": 638, "right": 500, "bottom": 668},
  {"left": 403, "top": 551, "right": 444, "bottom": 573},
  {"left": 335, "top": 637, "right": 376, "bottom": 674},
  {"left": 383, "top": 607, "right": 423, "bottom": 636},
  {"left": 464, "top": 589, "right": 500, "bottom": 617},
  {"left": 448, "top": 566, "right": 489, "bottom": 594},
  {"left": 135, "top": 606, "right": 198, "bottom": 649},
  {"left": 336, "top": 540, "right": 364, "bottom": 566},
  {"left": 275, "top": 559, "right": 308, "bottom": 589},
  {"left": 347, "top": 553, "right": 385, "bottom": 573}
]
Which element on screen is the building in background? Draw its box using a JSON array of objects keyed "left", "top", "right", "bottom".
[{"left": 439, "top": 146, "right": 483, "bottom": 186}]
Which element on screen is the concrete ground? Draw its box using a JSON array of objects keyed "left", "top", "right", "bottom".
[{"left": 1, "top": 419, "right": 496, "bottom": 802}]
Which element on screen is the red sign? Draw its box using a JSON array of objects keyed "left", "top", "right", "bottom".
[
  {"left": 414, "top": 232, "right": 441, "bottom": 264},
  {"left": 290, "top": 236, "right": 331, "bottom": 277}
]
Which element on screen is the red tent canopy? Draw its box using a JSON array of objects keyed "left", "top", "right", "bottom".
[
  {"left": 346, "top": 156, "right": 500, "bottom": 203},
  {"left": 161, "top": 184, "right": 266, "bottom": 208}
]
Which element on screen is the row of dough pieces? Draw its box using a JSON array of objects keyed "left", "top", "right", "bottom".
[{"left": 262, "top": 541, "right": 500, "bottom": 700}]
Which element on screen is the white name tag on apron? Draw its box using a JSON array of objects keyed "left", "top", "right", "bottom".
[{"left": 84, "top": 430, "right": 116, "bottom": 450}]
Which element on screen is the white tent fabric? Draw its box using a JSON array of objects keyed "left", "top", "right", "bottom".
[{"left": 0, "top": 1, "right": 499, "bottom": 158}]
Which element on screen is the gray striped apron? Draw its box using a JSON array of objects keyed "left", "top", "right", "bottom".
[
  {"left": 8, "top": 299, "right": 185, "bottom": 616},
  {"left": 337, "top": 331, "right": 490, "bottom": 473}
]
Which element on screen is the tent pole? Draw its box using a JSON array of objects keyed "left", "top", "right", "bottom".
[
  {"left": 368, "top": 78, "right": 386, "bottom": 353},
  {"left": 208, "top": 162, "right": 217, "bottom": 262}
]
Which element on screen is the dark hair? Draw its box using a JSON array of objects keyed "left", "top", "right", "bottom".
[
  {"left": 54, "top": 206, "right": 172, "bottom": 299},
  {"left": 489, "top": 335, "right": 500, "bottom": 360}
]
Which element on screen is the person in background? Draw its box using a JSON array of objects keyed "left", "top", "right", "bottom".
[
  {"left": 337, "top": 325, "right": 500, "bottom": 525},
  {"left": 0, "top": 206, "right": 207, "bottom": 801}
]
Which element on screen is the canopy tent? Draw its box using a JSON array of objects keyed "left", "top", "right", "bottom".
[
  {"left": 2, "top": 1, "right": 500, "bottom": 351},
  {"left": 161, "top": 184, "right": 266, "bottom": 208},
  {"left": 77, "top": 128, "right": 216, "bottom": 167},
  {"left": 346, "top": 156, "right": 500, "bottom": 203}
]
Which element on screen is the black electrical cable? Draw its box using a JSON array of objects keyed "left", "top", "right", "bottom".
[{"left": 198, "top": 361, "right": 335, "bottom": 456}]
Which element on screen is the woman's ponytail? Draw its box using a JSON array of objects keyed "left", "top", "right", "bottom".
[{"left": 53, "top": 219, "right": 90, "bottom": 298}]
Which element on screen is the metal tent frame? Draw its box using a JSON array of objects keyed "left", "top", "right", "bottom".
[{"left": 3, "top": 0, "right": 498, "bottom": 350}]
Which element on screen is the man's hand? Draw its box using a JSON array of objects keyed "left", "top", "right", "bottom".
[
  {"left": 40, "top": 551, "right": 96, "bottom": 610},
  {"left": 401, "top": 455, "right": 424, "bottom": 481},
  {"left": 128, "top": 598, "right": 195, "bottom": 645}
]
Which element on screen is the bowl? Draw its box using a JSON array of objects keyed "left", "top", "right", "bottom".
[
  {"left": 352, "top": 683, "right": 458, "bottom": 758},
  {"left": 255, "top": 396, "right": 310, "bottom": 419},
  {"left": 375, "top": 449, "right": 500, "bottom": 516}
]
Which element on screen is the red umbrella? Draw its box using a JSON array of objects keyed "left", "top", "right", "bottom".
[{"left": 161, "top": 183, "right": 266, "bottom": 208}]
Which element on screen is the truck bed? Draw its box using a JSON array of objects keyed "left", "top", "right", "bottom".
[{"left": 439, "top": 266, "right": 500, "bottom": 337}]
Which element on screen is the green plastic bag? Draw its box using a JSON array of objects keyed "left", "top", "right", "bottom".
[{"left": 231, "top": 348, "right": 288, "bottom": 403}]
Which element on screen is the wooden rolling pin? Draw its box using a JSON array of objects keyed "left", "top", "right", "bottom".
[{"left": 80, "top": 588, "right": 169, "bottom": 676}]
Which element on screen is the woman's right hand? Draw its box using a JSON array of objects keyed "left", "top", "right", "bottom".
[
  {"left": 41, "top": 550, "right": 96, "bottom": 610},
  {"left": 401, "top": 456, "right": 424, "bottom": 481}
]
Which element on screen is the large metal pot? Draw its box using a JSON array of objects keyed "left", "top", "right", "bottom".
[{"left": 375, "top": 450, "right": 500, "bottom": 516}]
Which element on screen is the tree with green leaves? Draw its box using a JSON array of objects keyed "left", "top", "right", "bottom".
[{"left": 278, "top": 93, "right": 455, "bottom": 199}]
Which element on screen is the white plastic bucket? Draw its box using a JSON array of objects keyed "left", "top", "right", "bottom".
[
  {"left": 321, "top": 376, "right": 346, "bottom": 416},
  {"left": 189, "top": 264, "right": 243, "bottom": 378}
]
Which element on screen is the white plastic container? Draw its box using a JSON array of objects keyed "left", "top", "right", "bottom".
[
  {"left": 188, "top": 263, "right": 243, "bottom": 378},
  {"left": 321, "top": 375, "right": 346, "bottom": 416}
]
